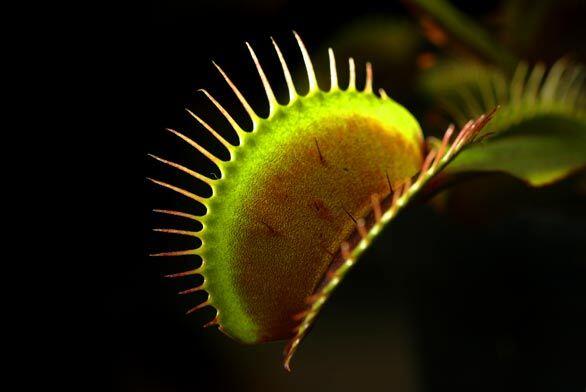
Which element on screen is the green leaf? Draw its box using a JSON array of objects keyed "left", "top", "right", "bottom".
[{"left": 446, "top": 114, "right": 586, "bottom": 186}]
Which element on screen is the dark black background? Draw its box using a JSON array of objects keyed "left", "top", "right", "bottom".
[{"left": 108, "top": 1, "right": 586, "bottom": 391}]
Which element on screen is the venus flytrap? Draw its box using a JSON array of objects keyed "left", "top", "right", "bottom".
[{"left": 149, "top": 32, "right": 493, "bottom": 370}]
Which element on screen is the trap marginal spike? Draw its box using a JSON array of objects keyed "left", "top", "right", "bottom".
[
  {"left": 364, "top": 62, "right": 373, "bottom": 93},
  {"left": 294, "top": 31, "right": 318, "bottom": 93},
  {"left": 525, "top": 63, "right": 546, "bottom": 104},
  {"left": 203, "top": 314, "right": 220, "bottom": 328},
  {"left": 270, "top": 37, "right": 297, "bottom": 103},
  {"left": 378, "top": 88, "right": 389, "bottom": 100},
  {"left": 340, "top": 242, "right": 351, "bottom": 260},
  {"left": 510, "top": 62, "right": 529, "bottom": 105},
  {"left": 179, "top": 283, "right": 206, "bottom": 295},
  {"left": 391, "top": 182, "right": 402, "bottom": 207},
  {"left": 328, "top": 48, "right": 338, "bottom": 91},
  {"left": 153, "top": 209, "right": 202, "bottom": 221},
  {"left": 399, "top": 178, "right": 412, "bottom": 201},
  {"left": 186, "top": 299, "right": 212, "bottom": 315},
  {"left": 212, "top": 61, "right": 260, "bottom": 125},
  {"left": 356, "top": 218, "right": 368, "bottom": 239},
  {"left": 370, "top": 193, "right": 382, "bottom": 223},
  {"left": 446, "top": 120, "right": 472, "bottom": 157},
  {"left": 434, "top": 124, "right": 455, "bottom": 165},
  {"left": 199, "top": 89, "right": 246, "bottom": 138},
  {"left": 415, "top": 149, "right": 437, "bottom": 185},
  {"left": 148, "top": 153, "right": 214, "bottom": 185},
  {"left": 150, "top": 248, "right": 200, "bottom": 257},
  {"left": 245, "top": 42, "right": 277, "bottom": 116},
  {"left": 185, "top": 109, "right": 236, "bottom": 152},
  {"left": 152, "top": 228, "right": 200, "bottom": 237},
  {"left": 165, "top": 128, "right": 224, "bottom": 168},
  {"left": 540, "top": 58, "right": 568, "bottom": 102},
  {"left": 348, "top": 57, "right": 356, "bottom": 90},
  {"left": 149, "top": 32, "right": 493, "bottom": 371},
  {"left": 147, "top": 178, "right": 207, "bottom": 205},
  {"left": 164, "top": 266, "right": 203, "bottom": 279}
]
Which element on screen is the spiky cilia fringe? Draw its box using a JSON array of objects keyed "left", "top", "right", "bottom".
[{"left": 442, "top": 59, "right": 584, "bottom": 133}]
